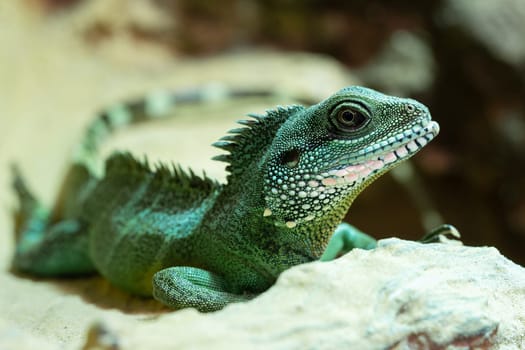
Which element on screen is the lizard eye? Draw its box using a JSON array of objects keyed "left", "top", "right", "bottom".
[
  {"left": 405, "top": 104, "right": 416, "bottom": 113},
  {"left": 280, "top": 149, "right": 300, "bottom": 168},
  {"left": 333, "top": 107, "right": 369, "bottom": 132}
]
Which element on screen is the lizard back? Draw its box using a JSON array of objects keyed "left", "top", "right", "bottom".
[{"left": 83, "top": 152, "right": 220, "bottom": 294}]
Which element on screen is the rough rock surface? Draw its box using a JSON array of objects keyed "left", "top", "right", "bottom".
[
  {"left": 96, "top": 239, "right": 523, "bottom": 350},
  {"left": 4, "top": 238, "right": 524, "bottom": 349}
]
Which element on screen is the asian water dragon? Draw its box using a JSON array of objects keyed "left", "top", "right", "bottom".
[{"left": 11, "top": 86, "right": 444, "bottom": 312}]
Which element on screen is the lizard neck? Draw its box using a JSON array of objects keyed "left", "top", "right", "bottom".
[
  {"left": 211, "top": 176, "right": 352, "bottom": 261},
  {"left": 286, "top": 197, "right": 355, "bottom": 258}
]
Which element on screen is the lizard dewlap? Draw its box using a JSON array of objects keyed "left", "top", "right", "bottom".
[{"left": 11, "top": 86, "right": 438, "bottom": 312}]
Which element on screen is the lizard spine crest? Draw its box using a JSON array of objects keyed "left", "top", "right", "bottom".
[
  {"left": 212, "top": 105, "right": 306, "bottom": 179},
  {"left": 105, "top": 152, "right": 219, "bottom": 193}
]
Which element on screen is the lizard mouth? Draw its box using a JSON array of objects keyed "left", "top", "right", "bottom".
[{"left": 321, "top": 119, "right": 439, "bottom": 187}]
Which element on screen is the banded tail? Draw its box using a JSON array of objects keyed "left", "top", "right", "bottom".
[{"left": 72, "top": 85, "right": 301, "bottom": 176}]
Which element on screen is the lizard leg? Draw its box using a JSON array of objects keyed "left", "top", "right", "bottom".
[
  {"left": 152, "top": 266, "right": 253, "bottom": 312},
  {"left": 320, "top": 222, "right": 377, "bottom": 262},
  {"left": 11, "top": 166, "right": 95, "bottom": 276}
]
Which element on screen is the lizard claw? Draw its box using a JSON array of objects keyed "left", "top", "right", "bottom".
[{"left": 419, "top": 224, "right": 462, "bottom": 244}]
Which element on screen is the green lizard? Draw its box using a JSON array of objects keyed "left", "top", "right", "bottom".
[{"left": 11, "top": 86, "right": 440, "bottom": 312}]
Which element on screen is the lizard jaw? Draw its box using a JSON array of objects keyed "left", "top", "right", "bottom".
[{"left": 322, "top": 119, "right": 439, "bottom": 187}]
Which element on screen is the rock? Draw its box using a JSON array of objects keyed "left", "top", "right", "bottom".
[{"left": 101, "top": 239, "right": 524, "bottom": 349}]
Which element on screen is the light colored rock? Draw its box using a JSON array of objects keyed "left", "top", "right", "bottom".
[
  {"left": 4, "top": 238, "right": 524, "bottom": 349},
  {"left": 99, "top": 239, "right": 523, "bottom": 350}
]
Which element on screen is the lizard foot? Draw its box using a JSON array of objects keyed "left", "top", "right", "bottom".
[
  {"left": 152, "top": 266, "right": 254, "bottom": 312},
  {"left": 320, "top": 222, "right": 377, "bottom": 262}
]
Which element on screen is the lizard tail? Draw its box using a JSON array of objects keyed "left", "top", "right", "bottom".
[
  {"left": 72, "top": 84, "right": 299, "bottom": 176},
  {"left": 72, "top": 89, "right": 178, "bottom": 175}
]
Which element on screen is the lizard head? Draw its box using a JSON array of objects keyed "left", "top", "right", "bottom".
[{"left": 262, "top": 86, "right": 439, "bottom": 228}]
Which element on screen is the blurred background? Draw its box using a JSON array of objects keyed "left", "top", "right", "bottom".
[{"left": 1, "top": 0, "right": 524, "bottom": 266}]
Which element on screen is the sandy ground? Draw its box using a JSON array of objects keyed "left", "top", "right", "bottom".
[{"left": 0, "top": 3, "right": 355, "bottom": 348}]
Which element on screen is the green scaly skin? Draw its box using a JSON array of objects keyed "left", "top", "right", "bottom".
[{"left": 11, "top": 86, "right": 439, "bottom": 312}]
